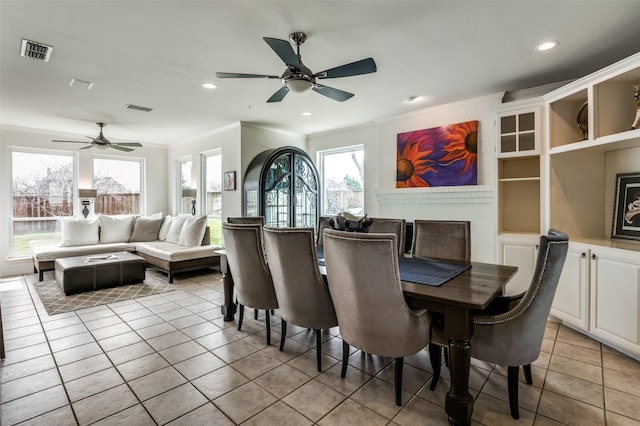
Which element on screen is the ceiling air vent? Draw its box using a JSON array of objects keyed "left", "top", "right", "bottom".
[
  {"left": 124, "top": 104, "right": 154, "bottom": 112},
  {"left": 20, "top": 39, "right": 53, "bottom": 62}
]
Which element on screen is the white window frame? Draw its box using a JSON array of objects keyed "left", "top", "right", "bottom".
[
  {"left": 317, "top": 145, "right": 364, "bottom": 216},
  {"left": 9, "top": 146, "right": 78, "bottom": 258},
  {"left": 92, "top": 154, "right": 145, "bottom": 215}
]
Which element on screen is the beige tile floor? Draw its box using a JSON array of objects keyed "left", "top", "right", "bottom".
[{"left": 1, "top": 270, "right": 640, "bottom": 425}]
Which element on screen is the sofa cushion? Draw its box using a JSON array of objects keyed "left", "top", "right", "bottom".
[
  {"left": 134, "top": 241, "right": 217, "bottom": 262},
  {"left": 99, "top": 214, "right": 135, "bottom": 243},
  {"left": 33, "top": 242, "right": 136, "bottom": 262},
  {"left": 130, "top": 217, "right": 164, "bottom": 242},
  {"left": 158, "top": 215, "right": 173, "bottom": 241},
  {"left": 178, "top": 215, "right": 207, "bottom": 247},
  {"left": 60, "top": 217, "right": 99, "bottom": 247},
  {"left": 165, "top": 214, "right": 189, "bottom": 244}
]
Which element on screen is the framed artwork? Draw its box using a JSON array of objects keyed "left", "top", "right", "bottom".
[
  {"left": 612, "top": 172, "right": 640, "bottom": 241},
  {"left": 396, "top": 120, "right": 478, "bottom": 188},
  {"left": 224, "top": 171, "right": 236, "bottom": 191}
]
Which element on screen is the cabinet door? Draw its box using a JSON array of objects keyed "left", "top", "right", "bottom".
[
  {"left": 497, "top": 107, "right": 541, "bottom": 157},
  {"left": 499, "top": 238, "right": 538, "bottom": 295},
  {"left": 590, "top": 249, "right": 640, "bottom": 351},
  {"left": 550, "top": 243, "right": 590, "bottom": 330}
]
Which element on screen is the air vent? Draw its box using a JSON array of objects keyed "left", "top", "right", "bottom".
[
  {"left": 20, "top": 39, "right": 53, "bottom": 62},
  {"left": 124, "top": 104, "right": 154, "bottom": 112}
]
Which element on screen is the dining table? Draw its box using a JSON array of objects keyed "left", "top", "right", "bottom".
[{"left": 214, "top": 248, "right": 517, "bottom": 426}]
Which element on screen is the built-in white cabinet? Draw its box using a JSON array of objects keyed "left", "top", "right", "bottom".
[
  {"left": 589, "top": 246, "right": 640, "bottom": 358},
  {"left": 550, "top": 242, "right": 591, "bottom": 330},
  {"left": 498, "top": 235, "right": 538, "bottom": 296},
  {"left": 543, "top": 52, "right": 640, "bottom": 360}
]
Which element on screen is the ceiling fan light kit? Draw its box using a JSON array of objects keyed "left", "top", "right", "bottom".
[{"left": 216, "top": 32, "right": 376, "bottom": 103}]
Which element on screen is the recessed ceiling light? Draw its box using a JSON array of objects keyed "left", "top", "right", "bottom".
[
  {"left": 404, "top": 96, "right": 418, "bottom": 103},
  {"left": 302, "top": 112, "right": 312, "bottom": 116},
  {"left": 536, "top": 40, "right": 558, "bottom": 51},
  {"left": 201, "top": 82, "right": 217, "bottom": 89}
]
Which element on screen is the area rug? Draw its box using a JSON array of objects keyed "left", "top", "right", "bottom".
[{"left": 31, "top": 273, "right": 175, "bottom": 316}]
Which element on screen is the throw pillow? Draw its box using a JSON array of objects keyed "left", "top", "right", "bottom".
[
  {"left": 129, "top": 217, "right": 164, "bottom": 242},
  {"left": 60, "top": 216, "right": 99, "bottom": 247},
  {"left": 178, "top": 215, "right": 207, "bottom": 247},
  {"left": 165, "top": 214, "right": 189, "bottom": 244},
  {"left": 158, "top": 215, "right": 173, "bottom": 241},
  {"left": 99, "top": 214, "right": 135, "bottom": 243}
]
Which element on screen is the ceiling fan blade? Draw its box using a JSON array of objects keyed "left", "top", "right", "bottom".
[
  {"left": 114, "top": 142, "right": 143, "bottom": 147},
  {"left": 263, "top": 37, "right": 300, "bottom": 69},
  {"left": 216, "top": 72, "right": 280, "bottom": 79},
  {"left": 110, "top": 145, "right": 134, "bottom": 152},
  {"left": 52, "top": 139, "right": 90, "bottom": 144},
  {"left": 315, "top": 58, "right": 377, "bottom": 79},
  {"left": 312, "top": 84, "right": 354, "bottom": 102},
  {"left": 267, "top": 86, "right": 289, "bottom": 103},
  {"left": 79, "top": 145, "right": 94, "bottom": 150}
]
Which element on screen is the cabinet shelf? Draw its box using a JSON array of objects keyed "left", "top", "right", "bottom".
[
  {"left": 550, "top": 128, "right": 640, "bottom": 155},
  {"left": 498, "top": 177, "right": 540, "bottom": 183}
]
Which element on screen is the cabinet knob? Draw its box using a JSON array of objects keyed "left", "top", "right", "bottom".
[
  {"left": 591, "top": 254, "right": 596, "bottom": 260},
  {"left": 581, "top": 252, "right": 586, "bottom": 258}
]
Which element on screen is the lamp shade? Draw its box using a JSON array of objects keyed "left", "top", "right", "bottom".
[
  {"left": 182, "top": 188, "right": 197, "bottom": 198},
  {"left": 79, "top": 189, "right": 97, "bottom": 198}
]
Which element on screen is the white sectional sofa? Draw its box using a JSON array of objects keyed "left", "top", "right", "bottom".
[{"left": 32, "top": 214, "right": 220, "bottom": 283}]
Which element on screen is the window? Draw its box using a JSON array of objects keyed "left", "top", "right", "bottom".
[
  {"left": 178, "top": 159, "right": 194, "bottom": 214},
  {"left": 11, "top": 149, "right": 75, "bottom": 257},
  {"left": 202, "top": 152, "right": 222, "bottom": 245},
  {"left": 318, "top": 146, "right": 364, "bottom": 215},
  {"left": 93, "top": 157, "right": 142, "bottom": 215}
]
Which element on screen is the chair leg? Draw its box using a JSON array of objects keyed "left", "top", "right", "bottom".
[
  {"left": 341, "top": 341, "right": 349, "bottom": 378},
  {"left": 279, "top": 320, "right": 287, "bottom": 351},
  {"left": 315, "top": 329, "right": 322, "bottom": 372},
  {"left": 444, "top": 347, "right": 449, "bottom": 368},
  {"left": 507, "top": 366, "right": 520, "bottom": 420},
  {"left": 254, "top": 309, "right": 258, "bottom": 320},
  {"left": 395, "top": 357, "right": 404, "bottom": 406},
  {"left": 238, "top": 304, "right": 244, "bottom": 331},
  {"left": 523, "top": 364, "right": 533, "bottom": 385},
  {"left": 429, "top": 344, "right": 442, "bottom": 391},
  {"left": 265, "top": 310, "right": 271, "bottom": 345}
]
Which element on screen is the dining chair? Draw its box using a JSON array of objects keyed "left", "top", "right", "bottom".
[
  {"left": 412, "top": 220, "right": 471, "bottom": 384},
  {"left": 411, "top": 219, "right": 470, "bottom": 261},
  {"left": 367, "top": 218, "right": 406, "bottom": 256},
  {"left": 226, "top": 216, "right": 266, "bottom": 319},
  {"left": 263, "top": 227, "right": 338, "bottom": 372},
  {"left": 227, "top": 216, "right": 265, "bottom": 225},
  {"left": 430, "top": 229, "right": 569, "bottom": 419},
  {"left": 323, "top": 229, "right": 430, "bottom": 406},
  {"left": 221, "top": 222, "right": 278, "bottom": 345}
]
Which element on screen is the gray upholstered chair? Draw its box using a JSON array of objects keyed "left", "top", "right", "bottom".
[
  {"left": 263, "top": 227, "right": 338, "bottom": 372},
  {"left": 221, "top": 222, "right": 278, "bottom": 345},
  {"left": 323, "top": 229, "right": 430, "bottom": 406},
  {"left": 227, "top": 216, "right": 266, "bottom": 319},
  {"left": 412, "top": 220, "right": 471, "bottom": 385},
  {"left": 227, "top": 216, "right": 265, "bottom": 225},
  {"left": 368, "top": 218, "right": 406, "bottom": 256},
  {"left": 430, "top": 229, "right": 569, "bottom": 419},
  {"left": 411, "top": 219, "right": 470, "bottom": 261}
]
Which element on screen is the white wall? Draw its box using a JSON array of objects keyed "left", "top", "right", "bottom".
[
  {"left": 308, "top": 93, "right": 503, "bottom": 262},
  {"left": 0, "top": 126, "right": 168, "bottom": 277},
  {"left": 166, "top": 121, "right": 306, "bottom": 220}
]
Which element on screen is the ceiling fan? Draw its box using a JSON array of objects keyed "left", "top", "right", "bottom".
[
  {"left": 52, "top": 122, "right": 143, "bottom": 152},
  {"left": 216, "top": 32, "right": 377, "bottom": 103}
]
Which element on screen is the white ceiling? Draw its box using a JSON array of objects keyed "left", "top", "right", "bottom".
[{"left": 1, "top": 1, "right": 639, "bottom": 146}]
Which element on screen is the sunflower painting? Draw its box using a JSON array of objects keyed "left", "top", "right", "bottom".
[{"left": 396, "top": 120, "right": 478, "bottom": 188}]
